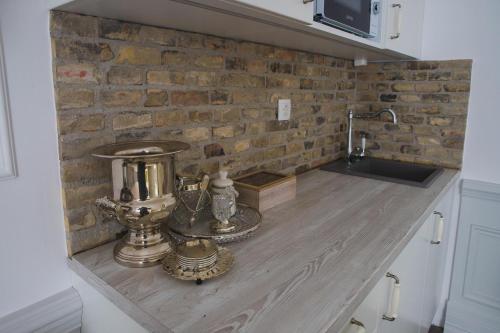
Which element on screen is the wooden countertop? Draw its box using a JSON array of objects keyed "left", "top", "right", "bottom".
[{"left": 69, "top": 169, "right": 460, "bottom": 333}]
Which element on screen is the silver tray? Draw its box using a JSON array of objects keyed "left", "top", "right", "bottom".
[
  {"left": 162, "top": 247, "right": 234, "bottom": 283},
  {"left": 164, "top": 203, "right": 262, "bottom": 244}
]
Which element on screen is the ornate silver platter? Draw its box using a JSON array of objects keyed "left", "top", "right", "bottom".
[
  {"left": 165, "top": 203, "right": 262, "bottom": 244},
  {"left": 162, "top": 247, "right": 234, "bottom": 284}
]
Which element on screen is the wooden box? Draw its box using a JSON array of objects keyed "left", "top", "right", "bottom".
[{"left": 233, "top": 171, "right": 296, "bottom": 212}]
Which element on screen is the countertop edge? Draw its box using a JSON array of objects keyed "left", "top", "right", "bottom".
[
  {"left": 67, "top": 257, "right": 172, "bottom": 333},
  {"left": 328, "top": 171, "right": 461, "bottom": 332}
]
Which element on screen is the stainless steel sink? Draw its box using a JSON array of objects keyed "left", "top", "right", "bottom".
[{"left": 320, "top": 157, "right": 443, "bottom": 188}]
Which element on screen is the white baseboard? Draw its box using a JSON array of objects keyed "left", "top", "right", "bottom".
[{"left": 0, "top": 287, "right": 82, "bottom": 333}]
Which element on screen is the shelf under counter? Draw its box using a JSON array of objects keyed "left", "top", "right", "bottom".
[{"left": 68, "top": 168, "right": 459, "bottom": 333}]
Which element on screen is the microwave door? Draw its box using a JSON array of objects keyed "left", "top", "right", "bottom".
[{"left": 323, "top": 0, "right": 372, "bottom": 36}]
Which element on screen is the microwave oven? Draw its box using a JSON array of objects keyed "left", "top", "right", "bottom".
[{"left": 314, "top": 0, "right": 381, "bottom": 38}]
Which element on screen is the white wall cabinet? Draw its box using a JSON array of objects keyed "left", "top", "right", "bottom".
[
  {"left": 230, "top": 0, "right": 314, "bottom": 25},
  {"left": 227, "top": 0, "right": 427, "bottom": 58},
  {"left": 382, "top": 0, "right": 426, "bottom": 58},
  {"left": 342, "top": 187, "right": 453, "bottom": 333},
  {"left": 228, "top": 0, "right": 427, "bottom": 58},
  {"left": 55, "top": 0, "right": 425, "bottom": 61}
]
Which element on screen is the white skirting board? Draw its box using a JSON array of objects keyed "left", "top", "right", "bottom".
[{"left": 0, "top": 287, "right": 82, "bottom": 333}]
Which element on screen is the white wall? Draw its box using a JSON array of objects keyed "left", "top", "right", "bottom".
[
  {"left": 421, "top": 0, "right": 500, "bottom": 184},
  {"left": 422, "top": 1, "right": 500, "bottom": 326},
  {"left": 0, "top": 0, "right": 71, "bottom": 317}
]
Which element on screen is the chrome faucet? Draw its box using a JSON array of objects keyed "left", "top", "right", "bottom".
[{"left": 347, "top": 108, "right": 397, "bottom": 162}]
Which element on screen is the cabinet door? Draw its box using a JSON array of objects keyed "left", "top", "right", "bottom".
[
  {"left": 420, "top": 193, "right": 453, "bottom": 332},
  {"left": 418, "top": 212, "right": 443, "bottom": 332},
  {"left": 378, "top": 219, "right": 430, "bottom": 333},
  {"left": 231, "top": 0, "right": 314, "bottom": 24},
  {"left": 383, "top": 0, "right": 425, "bottom": 58},
  {"left": 342, "top": 279, "right": 385, "bottom": 333}
]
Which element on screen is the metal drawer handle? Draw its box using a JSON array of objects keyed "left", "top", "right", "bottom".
[
  {"left": 303, "top": 0, "right": 314, "bottom": 3},
  {"left": 382, "top": 272, "right": 400, "bottom": 321},
  {"left": 343, "top": 318, "right": 366, "bottom": 333},
  {"left": 345, "top": 318, "right": 366, "bottom": 333},
  {"left": 390, "top": 3, "right": 402, "bottom": 39},
  {"left": 350, "top": 318, "right": 365, "bottom": 328},
  {"left": 431, "top": 211, "right": 444, "bottom": 245}
]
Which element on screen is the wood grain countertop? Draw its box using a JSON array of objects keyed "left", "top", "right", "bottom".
[{"left": 69, "top": 168, "right": 460, "bottom": 333}]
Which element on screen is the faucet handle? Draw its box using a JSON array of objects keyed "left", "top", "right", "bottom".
[
  {"left": 360, "top": 133, "right": 366, "bottom": 157},
  {"left": 349, "top": 146, "right": 365, "bottom": 162}
]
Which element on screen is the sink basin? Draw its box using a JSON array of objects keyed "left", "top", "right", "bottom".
[{"left": 320, "top": 157, "right": 443, "bottom": 188}]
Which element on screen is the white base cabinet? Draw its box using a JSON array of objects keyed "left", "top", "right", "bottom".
[
  {"left": 71, "top": 273, "right": 149, "bottom": 333},
  {"left": 342, "top": 186, "right": 454, "bottom": 333},
  {"left": 378, "top": 217, "right": 430, "bottom": 333},
  {"left": 348, "top": 280, "right": 385, "bottom": 333}
]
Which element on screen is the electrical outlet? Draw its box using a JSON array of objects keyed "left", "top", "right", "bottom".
[{"left": 277, "top": 99, "right": 291, "bottom": 121}]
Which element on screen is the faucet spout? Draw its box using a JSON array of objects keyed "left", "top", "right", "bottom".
[
  {"left": 380, "top": 108, "right": 397, "bottom": 124},
  {"left": 346, "top": 108, "right": 398, "bottom": 163},
  {"left": 353, "top": 108, "right": 397, "bottom": 124}
]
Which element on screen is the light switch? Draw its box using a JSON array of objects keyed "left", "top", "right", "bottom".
[{"left": 278, "top": 99, "right": 291, "bottom": 121}]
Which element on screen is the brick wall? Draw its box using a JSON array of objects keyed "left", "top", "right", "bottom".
[
  {"left": 51, "top": 11, "right": 352, "bottom": 254},
  {"left": 352, "top": 61, "right": 471, "bottom": 168},
  {"left": 50, "top": 11, "right": 470, "bottom": 254}
]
